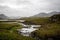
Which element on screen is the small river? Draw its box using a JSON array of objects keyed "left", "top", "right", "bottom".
[{"left": 17, "top": 23, "right": 41, "bottom": 36}]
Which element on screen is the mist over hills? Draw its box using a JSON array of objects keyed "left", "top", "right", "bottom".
[
  {"left": 32, "top": 11, "right": 60, "bottom": 17},
  {"left": 0, "top": 6, "right": 60, "bottom": 19},
  {"left": 0, "top": 5, "right": 60, "bottom": 18},
  {"left": 0, "top": 11, "right": 60, "bottom": 19},
  {"left": 0, "top": 14, "right": 21, "bottom": 19},
  {"left": 0, "top": 14, "right": 8, "bottom": 19}
]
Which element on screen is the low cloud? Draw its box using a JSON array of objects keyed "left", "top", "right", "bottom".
[{"left": 0, "top": 0, "right": 60, "bottom": 17}]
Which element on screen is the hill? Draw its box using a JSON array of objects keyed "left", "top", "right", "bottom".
[
  {"left": 0, "top": 14, "right": 8, "bottom": 19},
  {"left": 32, "top": 11, "right": 60, "bottom": 17}
]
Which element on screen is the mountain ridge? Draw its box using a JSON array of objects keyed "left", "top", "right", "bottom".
[{"left": 32, "top": 11, "right": 60, "bottom": 17}]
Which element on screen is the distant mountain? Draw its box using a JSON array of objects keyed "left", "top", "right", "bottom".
[
  {"left": 48, "top": 11, "right": 60, "bottom": 16},
  {"left": 0, "top": 14, "right": 8, "bottom": 19},
  {"left": 32, "top": 13, "right": 49, "bottom": 17},
  {"left": 32, "top": 11, "right": 60, "bottom": 17}
]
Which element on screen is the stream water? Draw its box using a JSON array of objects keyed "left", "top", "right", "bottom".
[{"left": 17, "top": 23, "right": 41, "bottom": 36}]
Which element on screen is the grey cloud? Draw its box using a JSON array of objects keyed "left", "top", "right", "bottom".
[{"left": 0, "top": 0, "right": 60, "bottom": 17}]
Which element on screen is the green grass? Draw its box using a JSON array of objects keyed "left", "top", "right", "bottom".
[
  {"left": 0, "top": 22, "right": 35, "bottom": 40},
  {"left": 24, "top": 17, "right": 49, "bottom": 25},
  {"left": 32, "top": 23, "right": 60, "bottom": 37},
  {"left": 0, "top": 30, "right": 35, "bottom": 40},
  {"left": 0, "top": 23, "right": 22, "bottom": 30}
]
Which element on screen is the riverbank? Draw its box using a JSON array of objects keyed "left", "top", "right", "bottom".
[{"left": 0, "top": 22, "right": 35, "bottom": 40}]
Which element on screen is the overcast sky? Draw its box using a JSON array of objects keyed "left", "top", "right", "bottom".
[{"left": 0, "top": 0, "right": 60, "bottom": 17}]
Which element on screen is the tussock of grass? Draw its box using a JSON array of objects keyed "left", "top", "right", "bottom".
[
  {"left": 33, "top": 23, "right": 60, "bottom": 37},
  {"left": 0, "top": 31, "right": 35, "bottom": 40}
]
